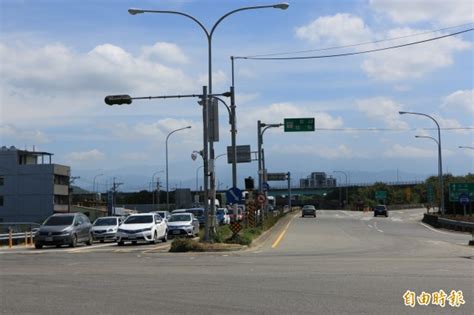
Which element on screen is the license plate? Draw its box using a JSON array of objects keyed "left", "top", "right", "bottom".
[
  {"left": 128, "top": 235, "right": 136, "bottom": 239},
  {"left": 45, "top": 237, "right": 53, "bottom": 242},
  {"left": 172, "top": 230, "right": 180, "bottom": 235}
]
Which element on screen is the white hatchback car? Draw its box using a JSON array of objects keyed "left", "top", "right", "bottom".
[{"left": 116, "top": 213, "right": 167, "bottom": 245}]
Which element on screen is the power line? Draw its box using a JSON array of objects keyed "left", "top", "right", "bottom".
[
  {"left": 245, "top": 23, "right": 474, "bottom": 58},
  {"left": 236, "top": 28, "right": 473, "bottom": 61},
  {"left": 314, "top": 127, "right": 473, "bottom": 131}
]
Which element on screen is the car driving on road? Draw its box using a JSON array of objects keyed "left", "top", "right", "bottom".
[
  {"left": 92, "top": 216, "right": 122, "bottom": 242},
  {"left": 34, "top": 213, "right": 92, "bottom": 249},
  {"left": 116, "top": 213, "right": 167, "bottom": 245},
  {"left": 216, "top": 208, "right": 230, "bottom": 225},
  {"left": 301, "top": 205, "right": 317, "bottom": 217},
  {"left": 374, "top": 205, "right": 388, "bottom": 217},
  {"left": 167, "top": 213, "right": 200, "bottom": 238}
]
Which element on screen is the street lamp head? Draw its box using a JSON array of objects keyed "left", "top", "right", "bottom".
[
  {"left": 273, "top": 3, "right": 290, "bottom": 10},
  {"left": 128, "top": 8, "right": 145, "bottom": 15},
  {"left": 415, "top": 135, "right": 421, "bottom": 138},
  {"left": 186, "top": 126, "right": 192, "bottom": 129},
  {"left": 398, "top": 111, "right": 407, "bottom": 115}
]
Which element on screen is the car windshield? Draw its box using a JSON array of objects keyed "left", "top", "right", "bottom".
[
  {"left": 94, "top": 218, "right": 117, "bottom": 226},
  {"left": 303, "top": 206, "right": 315, "bottom": 210},
  {"left": 43, "top": 216, "right": 74, "bottom": 226},
  {"left": 157, "top": 212, "right": 167, "bottom": 219},
  {"left": 186, "top": 209, "right": 203, "bottom": 217},
  {"left": 124, "top": 215, "right": 153, "bottom": 224},
  {"left": 375, "top": 206, "right": 386, "bottom": 210},
  {"left": 169, "top": 214, "right": 191, "bottom": 222}
]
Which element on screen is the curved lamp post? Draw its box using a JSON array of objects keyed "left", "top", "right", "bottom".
[
  {"left": 92, "top": 173, "right": 104, "bottom": 194},
  {"left": 166, "top": 126, "right": 192, "bottom": 210},
  {"left": 400, "top": 111, "right": 445, "bottom": 214},
  {"left": 128, "top": 3, "right": 289, "bottom": 241},
  {"left": 129, "top": 3, "right": 289, "bottom": 241},
  {"left": 459, "top": 146, "right": 474, "bottom": 150}
]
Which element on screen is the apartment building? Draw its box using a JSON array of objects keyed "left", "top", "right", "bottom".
[
  {"left": 0, "top": 146, "right": 70, "bottom": 223},
  {"left": 300, "top": 172, "right": 337, "bottom": 188}
]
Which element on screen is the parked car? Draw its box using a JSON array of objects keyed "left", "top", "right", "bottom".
[
  {"left": 373, "top": 205, "right": 388, "bottom": 217},
  {"left": 92, "top": 216, "right": 123, "bottom": 242},
  {"left": 301, "top": 205, "right": 317, "bottom": 217},
  {"left": 34, "top": 213, "right": 92, "bottom": 249},
  {"left": 216, "top": 208, "right": 230, "bottom": 225},
  {"left": 116, "top": 213, "right": 167, "bottom": 245},
  {"left": 185, "top": 208, "right": 206, "bottom": 226},
  {"left": 156, "top": 211, "right": 171, "bottom": 222},
  {"left": 167, "top": 213, "right": 200, "bottom": 238}
]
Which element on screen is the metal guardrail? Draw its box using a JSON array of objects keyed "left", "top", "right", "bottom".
[{"left": 438, "top": 217, "right": 474, "bottom": 229}]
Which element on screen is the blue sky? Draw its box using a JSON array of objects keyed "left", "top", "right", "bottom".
[{"left": 1, "top": 0, "right": 473, "bottom": 192}]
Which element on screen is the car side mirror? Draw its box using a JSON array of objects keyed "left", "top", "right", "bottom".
[{"left": 74, "top": 222, "right": 80, "bottom": 226}]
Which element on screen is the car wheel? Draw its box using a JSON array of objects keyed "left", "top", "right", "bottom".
[
  {"left": 100, "top": 240, "right": 104, "bottom": 243},
  {"left": 132, "top": 241, "right": 137, "bottom": 245},
  {"left": 385, "top": 213, "right": 388, "bottom": 217},
  {"left": 117, "top": 241, "right": 124, "bottom": 246},
  {"left": 162, "top": 231, "right": 168, "bottom": 243},
  {"left": 35, "top": 243, "right": 43, "bottom": 249},
  {"left": 69, "top": 235, "right": 77, "bottom": 248},
  {"left": 86, "top": 234, "right": 93, "bottom": 246},
  {"left": 56, "top": 244, "right": 62, "bottom": 248}
]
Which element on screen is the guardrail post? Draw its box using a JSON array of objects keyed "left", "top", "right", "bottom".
[
  {"left": 25, "top": 232, "right": 28, "bottom": 247},
  {"left": 8, "top": 226, "right": 13, "bottom": 248},
  {"left": 30, "top": 231, "right": 34, "bottom": 246}
]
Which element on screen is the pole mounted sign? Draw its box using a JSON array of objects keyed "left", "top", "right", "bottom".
[
  {"left": 449, "top": 183, "right": 474, "bottom": 202},
  {"left": 284, "top": 118, "right": 315, "bottom": 132}
]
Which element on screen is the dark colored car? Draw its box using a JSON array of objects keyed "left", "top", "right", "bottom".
[
  {"left": 34, "top": 213, "right": 92, "bottom": 249},
  {"left": 374, "top": 205, "right": 388, "bottom": 217},
  {"left": 185, "top": 208, "right": 206, "bottom": 226},
  {"left": 302, "top": 205, "right": 317, "bottom": 217}
]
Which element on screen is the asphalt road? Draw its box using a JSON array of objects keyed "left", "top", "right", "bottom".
[{"left": 1, "top": 208, "right": 472, "bottom": 314}]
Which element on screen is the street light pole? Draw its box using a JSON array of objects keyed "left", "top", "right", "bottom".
[
  {"left": 333, "top": 171, "right": 348, "bottom": 208},
  {"left": 92, "top": 173, "right": 103, "bottom": 195},
  {"left": 400, "top": 111, "right": 445, "bottom": 215},
  {"left": 459, "top": 146, "right": 474, "bottom": 150},
  {"left": 166, "top": 126, "right": 192, "bottom": 211},
  {"left": 129, "top": 2, "right": 289, "bottom": 242}
]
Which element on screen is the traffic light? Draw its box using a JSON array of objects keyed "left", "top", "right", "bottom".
[
  {"left": 245, "top": 177, "right": 254, "bottom": 190},
  {"left": 104, "top": 95, "right": 132, "bottom": 105}
]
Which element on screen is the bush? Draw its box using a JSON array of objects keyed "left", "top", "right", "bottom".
[{"left": 169, "top": 238, "right": 205, "bottom": 252}]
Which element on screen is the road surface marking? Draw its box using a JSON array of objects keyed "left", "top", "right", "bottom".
[
  {"left": 68, "top": 243, "right": 114, "bottom": 253},
  {"left": 368, "top": 224, "right": 373, "bottom": 228},
  {"left": 374, "top": 222, "right": 384, "bottom": 233},
  {"left": 360, "top": 217, "right": 373, "bottom": 221},
  {"left": 271, "top": 215, "right": 296, "bottom": 249},
  {"left": 142, "top": 243, "right": 170, "bottom": 254}
]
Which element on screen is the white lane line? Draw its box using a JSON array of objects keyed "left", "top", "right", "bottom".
[
  {"left": 390, "top": 217, "right": 403, "bottom": 222},
  {"left": 419, "top": 222, "right": 465, "bottom": 236},
  {"left": 374, "top": 222, "right": 384, "bottom": 233},
  {"left": 360, "top": 217, "right": 373, "bottom": 221},
  {"left": 368, "top": 224, "right": 373, "bottom": 228},
  {"left": 67, "top": 243, "right": 116, "bottom": 253}
]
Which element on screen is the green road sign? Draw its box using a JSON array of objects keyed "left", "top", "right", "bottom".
[
  {"left": 375, "top": 190, "right": 387, "bottom": 200},
  {"left": 449, "top": 183, "right": 474, "bottom": 202},
  {"left": 284, "top": 118, "right": 315, "bottom": 132}
]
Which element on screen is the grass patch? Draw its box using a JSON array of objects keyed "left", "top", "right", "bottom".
[{"left": 169, "top": 238, "right": 205, "bottom": 252}]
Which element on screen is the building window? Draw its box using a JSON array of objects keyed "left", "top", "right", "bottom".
[
  {"left": 0, "top": 176, "right": 3, "bottom": 186},
  {"left": 0, "top": 196, "right": 3, "bottom": 207}
]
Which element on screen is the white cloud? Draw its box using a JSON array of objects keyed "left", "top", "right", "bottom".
[
  {"left": 120, "top": 152, "right": 150, "bottom": 161},
  {"left": 0, "top": 41, "right": 196, "bottom": 123},
  {"left": 0, "top": 124, "right": 51, "bottom": 143},
  {"left": 66, "top": 149, "right": 105, "bottom": 161},
  {"left": 384, "top": 144, "right": 454, "bottom": 158},
  {"left": 296, "top": 13, "right": 372, "bottom": 45},
  {"left": 140, "top": 42, "right": 188, "bottom": 64},
  {"left": 356, "top": 97, "right": 408, "bottom": 129},
  {"left": 369, "top": 0, "right": 474, "bottom": 26},
  {"left": 272, "top": 143, "right": 366, "bottom": 159},
  {"left": 361, "top": 28, "right": 471, "bottom": 81},
  {"left": 442, "top": 90, "right": 473, "bottom": 113}
]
